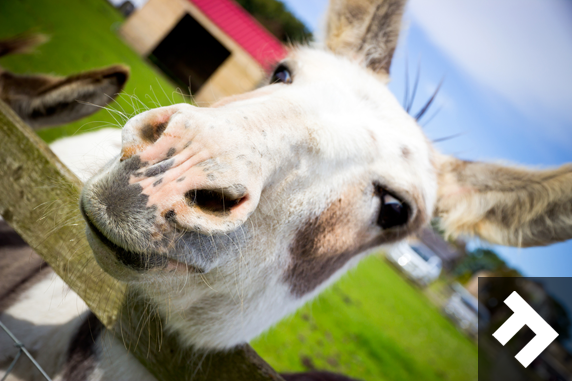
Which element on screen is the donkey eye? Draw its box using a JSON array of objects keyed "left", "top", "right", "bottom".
[
  {"left": 378, "top": 190, "right": 409, "bottom": 230},
  {"left": 271, "top": 65, "right": 292, "bottom": 84}
]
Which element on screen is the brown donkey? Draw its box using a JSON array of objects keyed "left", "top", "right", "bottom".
[{"left": 0, "top": 33, "right": 129, "bottom": 129}]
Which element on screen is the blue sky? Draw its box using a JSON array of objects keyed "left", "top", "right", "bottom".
[{"left": 282, "top": 0, "right": 572, "bottom": 277}]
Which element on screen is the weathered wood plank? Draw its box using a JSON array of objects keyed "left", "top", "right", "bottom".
[
  {"left": 0, "top": 100, "right": 284, "bottom": 381},
  {"left": 0, "top": 100, "right": 127, "bottom": 328}
]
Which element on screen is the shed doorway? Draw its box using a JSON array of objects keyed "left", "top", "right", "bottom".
[{"left": 149, "top": 13, "right": 231, "bottom": 94}]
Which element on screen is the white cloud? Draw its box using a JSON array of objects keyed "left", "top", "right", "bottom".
[{"left": 407, "top": 0, "right": 572, "bottom": 126}]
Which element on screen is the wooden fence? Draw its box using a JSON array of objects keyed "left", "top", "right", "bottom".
[{"left": 0, "top": 100, "right": 284, "bottom": 381}]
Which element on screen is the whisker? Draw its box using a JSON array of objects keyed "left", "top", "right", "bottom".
[
  {"left": 406, "top": 58, "right": 421, "bottom": 113},
  {"left": 421, "top": 105, "right": 443, "bottom": 127},
  {"left": 105, "top": 93, "right": 130, "bottom": 119},
  {"left": 432, "top": 132, "right": 464, "bottom": 143},
  {"left": 155, "top": 78, "right": 171, "bottom": 106},
  {"left": 75, "top": 100, "right": 128, "bottom": 120},
  {"left": 145, "top": 93, "right": 161, "bottom": 109},
  {"left": 119, "top": 91, "right": 137, "bottom": 115},
  {"left": 129, "top": 92, "right": 147, "bottom": 114},
  {"left": 72, "top": 120, "right": 120, "bottom": 136},
  {"left": 187, "top": 75, "right": 199, "bottom": 106},
  {"left": 149, "top": 85, "right": 162, "bottom": 109},
  {"left": 74, "top": 101, "right": 126, "bottom": 133},
  {"left": 101, "top": 93, "right": 130, "bottom": 122},
  {"left": 403, "top": 51, "right": 409, "bottom": 108},
  {"left": 414, "top": 77, "right": 444, "bottom": 121}
]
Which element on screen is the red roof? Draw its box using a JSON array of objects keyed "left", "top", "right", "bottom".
[{"left": 189, "top": 0, "right": 288, "bottom": 70}]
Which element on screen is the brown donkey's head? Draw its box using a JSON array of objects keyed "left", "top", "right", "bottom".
[
  {"left": 0, "top": 34, "right": 129, "bottom": 129},
  {"left": 80, "top": 0, "right": 572, "bottom": 350}
]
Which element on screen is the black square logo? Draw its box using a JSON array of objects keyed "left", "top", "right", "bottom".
[{"left": 478, "top": 277, "right": 572, "bottom": 381}]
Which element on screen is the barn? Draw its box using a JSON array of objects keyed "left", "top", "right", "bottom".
[{"left": 119, "top": 0, "right": 288, "bottom": 105}]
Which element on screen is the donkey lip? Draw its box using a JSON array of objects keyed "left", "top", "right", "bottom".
[{"left": 80, "top": 201, "right": 201, "bottom": 273}]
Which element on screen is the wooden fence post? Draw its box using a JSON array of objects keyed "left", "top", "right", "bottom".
[{"left": 0, "top": 100, "right": 284, "bottom": 381}]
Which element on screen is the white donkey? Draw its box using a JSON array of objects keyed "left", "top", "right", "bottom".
[{"left": 1, "top": 0, "right": 571, "bottom": 380}]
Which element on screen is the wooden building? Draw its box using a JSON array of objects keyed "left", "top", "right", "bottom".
[
  {"left": 120, "top": 0, "right": 287, "bottom": 105},
  {"left": 416, "top": 227, "right": 466, "bottom": 272}
]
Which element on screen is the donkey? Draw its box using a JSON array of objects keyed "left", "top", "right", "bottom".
[
  {"left": 1, "top": 0, "right": 572, "bottom": 380},
  {"left": 0, "top": 34, "right": 129, "bottom": 129}
]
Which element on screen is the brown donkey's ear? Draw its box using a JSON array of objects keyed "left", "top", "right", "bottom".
[
  {"left": 1, "top": 65, "right": 130, "bottom": 129},
  {"left": 433, "top": 153, "right": 572, "bottom": 248},
  {"left": 325, "top": 0, "right": 406, "bottom": 76},
  {"left": 0, "top": 33, "right": 49, "bottom": 58}
]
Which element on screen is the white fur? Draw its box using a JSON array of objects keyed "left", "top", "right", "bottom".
[
  {"left": 49, "top": 128, "right": 122, "bottom": 182},
  {"left": 0, "top": 275, "right": 154, "bottom": 381},
  {"left": 0, "top": 276, "right": 87, "bottom": 380}
]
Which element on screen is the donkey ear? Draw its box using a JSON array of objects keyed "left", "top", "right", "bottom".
[
  {"left": 0, "top": 33, "right": 49, "bottom": 58},
  {"left": 325, "top": 0, "right": 406, "bottom": 76},
  {"left": 433, "top": 153, "right": 572, "bottom": 248},
  {"left": 4, "top": 65, "right": 129, "bottom": 129}
]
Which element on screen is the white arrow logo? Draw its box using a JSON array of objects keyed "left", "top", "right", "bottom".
[{"left": 492, "top": 291, "right": 559, "bottom": 368}]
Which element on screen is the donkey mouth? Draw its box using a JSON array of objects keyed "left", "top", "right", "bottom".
[{"left": 80, "top": 202, "right": 201, "bottom": 274}]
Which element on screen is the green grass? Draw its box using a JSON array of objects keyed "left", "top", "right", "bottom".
[
  {"left": 0, "top": 0, "right": 184, "bottom": 143},
  {"left": 252, "top": 255, "right": 478, "bottom": 380},
  {"left": 0, "top": 2, "right": 477, "bottom": 380}
]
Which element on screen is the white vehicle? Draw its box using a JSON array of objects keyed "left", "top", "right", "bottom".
[
  {"left": 386, "top": 241, "right": 442, "bottom": 287},
  {"left": 443, "top": 283, "right": 490, "bottom": 337}
]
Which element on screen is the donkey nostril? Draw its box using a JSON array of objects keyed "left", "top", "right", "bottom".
[
  {"left": 185, "top": 187, "right": 247, "bottom": 215},
  {"left": 140, "top": 121, "right": 168, "bottom": 143}
]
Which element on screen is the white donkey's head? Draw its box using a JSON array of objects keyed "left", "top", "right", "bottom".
[{"left": 80, "top": 0, "right": 572, "bottom": 349}]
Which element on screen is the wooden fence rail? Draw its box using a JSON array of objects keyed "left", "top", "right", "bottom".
[{"left": 0, "top": 100, "right": 284, "bottom": 381}]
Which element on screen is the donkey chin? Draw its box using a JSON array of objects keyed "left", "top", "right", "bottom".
[{"left": 80, "top": 194, "right": 239, "bottom": 284}]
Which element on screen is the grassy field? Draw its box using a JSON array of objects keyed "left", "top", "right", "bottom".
[
  {"left": 252, "top": 255, "right": 477, "bottom": 381},
  {"left": 0, "top": 1, "right": 477, "bottom": 380},
  {"left": 0, "top": 0, "right": 184, "bottom": 143}
]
